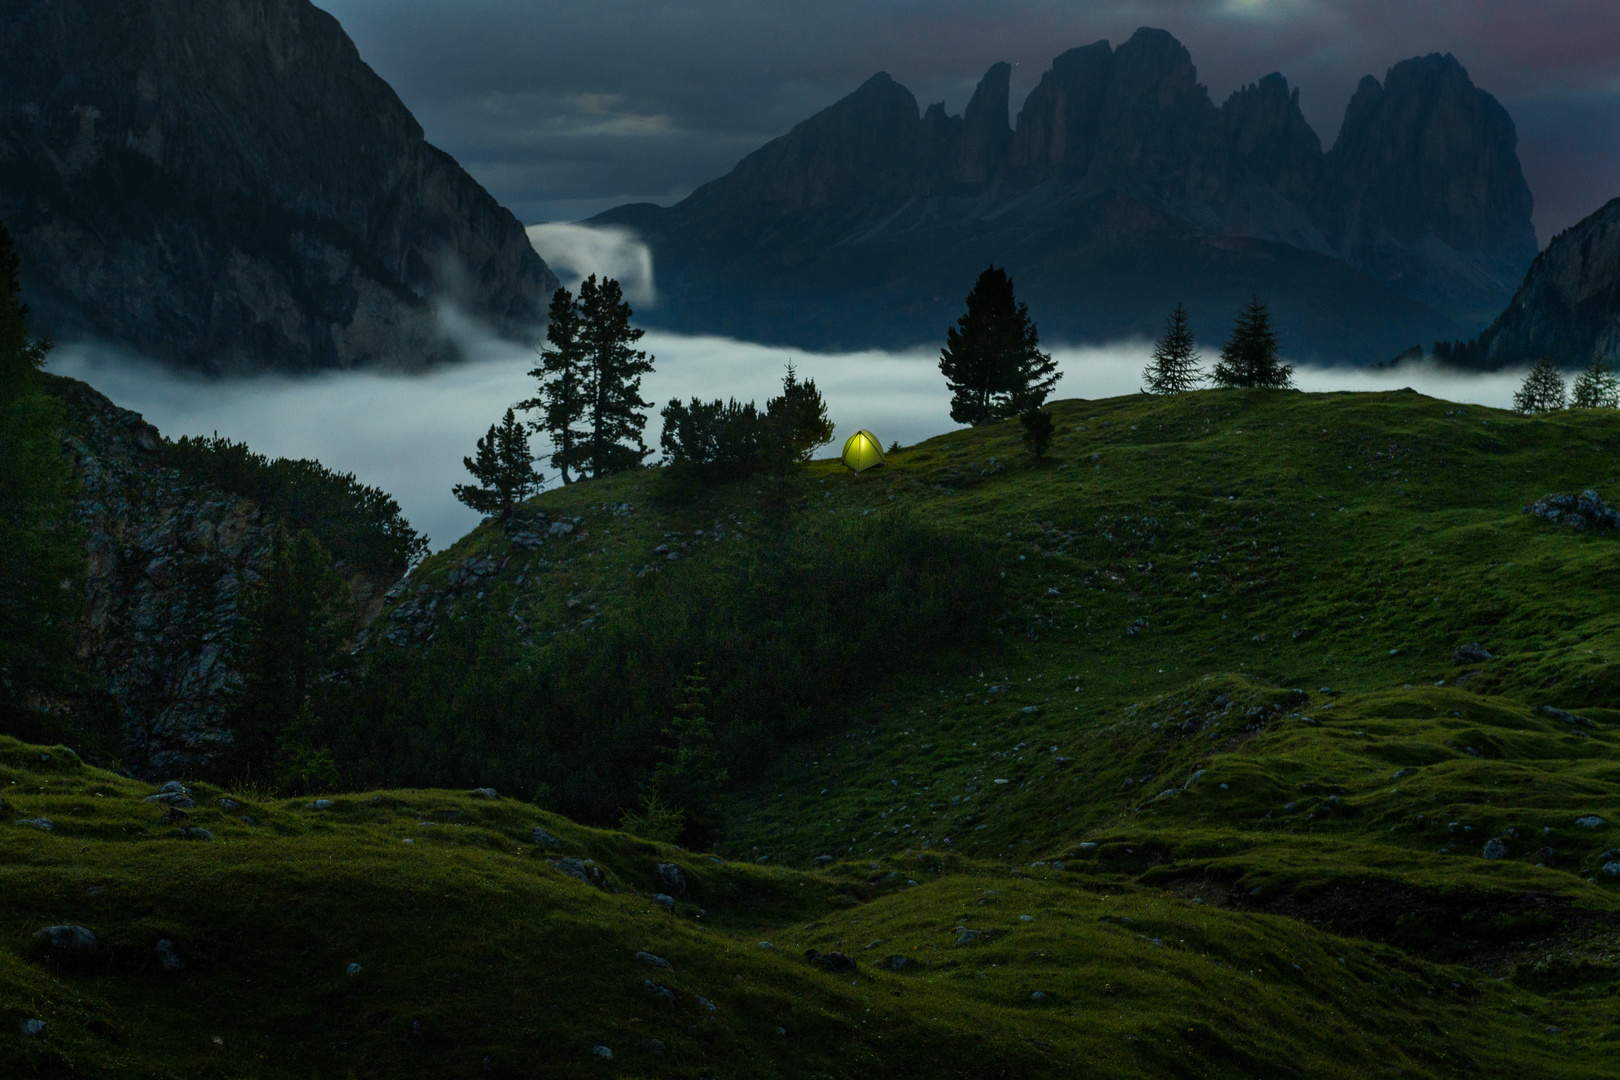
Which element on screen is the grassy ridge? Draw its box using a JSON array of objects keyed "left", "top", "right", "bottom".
[{"left": 6, "top": 386, "right": 1620, "bottom": 1075}]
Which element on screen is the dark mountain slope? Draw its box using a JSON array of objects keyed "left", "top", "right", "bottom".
[
  {"left": 1448, "top": 196, "right": 1620, "bottom": 368},
  {"left": 0, "top": 0, "right": 559, "bottom": 373},
  {"left": 596, "top": 29, "right": 1535, "bottom": 361}
]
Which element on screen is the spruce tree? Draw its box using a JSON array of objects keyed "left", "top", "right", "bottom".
[
  {"left": 1513, "top": 356, "right": 1567, "bottom": 414},
  {"left": 764, "top": 363, "right": 835, "bottom": 466},
  {"left": 226, "top": 528, "right": 354, "bottom": 788},
  {"left": 1212, "top": 296, "right": 1294, "bottom": 389},
  {"left": 579, "top": 275, "right": 654, "bottom": 477},
  {"left": 453, "top": 408, "right": 539, "bottom": 520},
  {"left": 1570, "top": 356, "right": 1619, "bottom": 409},
  {"left": 0, "top": 222, "right": 83, "bottom": 728},
  {"left": 1143, "top": 303, "right": 1203, "bottom": 394},
  {"left": 521, "top": 286, "right": 589, "bottom": 484},
  {"left": 940, "top": 266, "right": 1056, "bottom": 425}
]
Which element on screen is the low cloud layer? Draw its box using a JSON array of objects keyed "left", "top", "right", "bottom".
[
  {"left": 319, "top": 0, "right": 1620, "bottom": 238},
  {"left": 51, "top": 327, "right": 1537, "bottom": 554}
]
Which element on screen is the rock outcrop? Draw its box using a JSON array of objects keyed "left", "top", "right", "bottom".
[
  {"left": 0, "top": 0, "right": 559, "bottom": 373},
  {"left": 46, "top": 374, "right": 397, "bottom": 776},
  {"left": 1451, "top": 197, "right": 1620, "bottom": 368},
  {"left": 595, "top": 29, "right": 1535, "bottom": 361}
]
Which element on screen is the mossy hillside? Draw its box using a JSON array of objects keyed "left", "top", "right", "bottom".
[{"left": 1, "top": 738, "right": 1611, "bottom": 1078}]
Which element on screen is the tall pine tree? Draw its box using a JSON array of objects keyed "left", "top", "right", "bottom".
[
  {"left": 453, "top": 408, "right": 539, "bottom": 520},
  {"left": 1143, "top": 303, "right": 1203, "bottom": 394},
  {"left": 522, "top": 286, "right": 589, "bottom": 484},
  {"left": 579, "top": 275, "right": 654, "bottom": 477},
  {"left": 939, "top": 266, "right": 1056, "bottom": 425},
  {"left": 1212, "top": 296, "right": 1293, "bottom": 389},
  {"left": 764, "top": 363, "right": 836, "bottom": 466},
  {"left": 0, "top": 221, "right": 83, "bottom": 729}
]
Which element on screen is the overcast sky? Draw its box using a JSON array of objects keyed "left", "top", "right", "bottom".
[{"left": 317, "top": 0, "right": 1620, "bottom": 246}]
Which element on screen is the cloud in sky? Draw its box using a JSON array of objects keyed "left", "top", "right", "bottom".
[
  {"left": 318, "top": 0, "right": 1620, "bottom": 238},
  {"left": 526, "top": 223, "right": 657, "bottom": 305}
]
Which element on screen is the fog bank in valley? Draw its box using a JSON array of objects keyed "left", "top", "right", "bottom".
[{"left": 51, "top": 324, "right": 1536, "bottom": 553}]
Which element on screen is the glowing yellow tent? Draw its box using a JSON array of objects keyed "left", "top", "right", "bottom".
[{"left": 841, "top": 429, "right": 885, "bottom": 473}]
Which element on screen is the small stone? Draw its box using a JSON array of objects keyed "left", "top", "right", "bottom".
[
  {"left": 217, "top": 798, "right": 241, "bottom": 811},
  {"left": 653, "top": 893, "right": 675, "bottom": 911},
  {"left": 307, "top": 799, "right": 333, "bottom": 810},
  {"left": 956, "top": 929, "right": 984, "bottom": 946},
  {"left": 1078, "top": 841, "right": 1098, "bottom": 851},
  {"left": 144, "top": 792, "right": 195, "bottom": 808},
  {"left": 805, "top": 949, "right": 856, "bottom": 972},
  {"left": 347, "top": 962, "right": 362, "bottom": 976},
  {"left": 19, "top": 1018, "right": 45, "bottom": 1036},
  {"left": 697, "top": 996, "right": 717, "bottom": 1011},
  {"left": 644, "top": 1038, "right": 666, "bottom": 1055},
  {"left": 1601, "top": 861, "right": 1620, "bottom": 878},
  {"left": 655, "top": 862, "right": 686, "bottom": 894},
  {"left": 33, "top": 925, "right": 96, "bottom": 953},
  {"left": 554, "top": 859, "right": 605, "bottom": 887},
  {"left": 470, "top": 788, "right": 498, "bottom": 799},
  {"left": 1481, "top": 838, "right": 1508, "bottom": 860},
  {"left": 643, "top": 980, "right": 675, "bottom": 1003},
  {"left": 1019, "top": 915, "right": 1034, "bottom": 922},
  {"left": 178, "top": 827, "right": 213, "bottom": 841},
  {"left": 16, "top": 817, "right": 53, "bottom": 831},
  {"left": 531, "top": 827, "right": 562, "bottom": 848},
  {"left": 757, "top": 941, "right": 775, "bottom": 950},
  {"left": 636, "top": 951, "right": 672, "bottom": 969},
  {"left": 1031, "top": 991, "right": 1050, "bottom": 1003},
  {"left": 1575, "top": 816, "right": 1606, "bottom": 828},
  {"left": 155, "top": 939, "right": 182, "bottom": 971},
  {"left": 812, "top": 854, "right": 834, "bottom": 866},
  {"left": 1453, "top": 643, "right": 1493, "bottom": 665},
  {"left": 592, "top": 1045, "right": 613, "bottom": 1059}
]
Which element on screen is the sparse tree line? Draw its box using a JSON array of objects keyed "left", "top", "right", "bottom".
[
  {"left": 1139, "top": 297, "right": 1296, "bottom": 395},
  {"left": 1513, "top": 355, "right": 1619, "bottom": 414}
]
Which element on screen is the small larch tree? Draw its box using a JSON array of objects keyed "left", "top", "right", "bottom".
[
  {"left": 1570, "top": 356, "right": 1619, "bottom": 409},
  {"left": 940, "top": 265, "right": 1057, "bottom": 425},
  {"left": 1212, "top": 296, "right": 1293, "bottom": 389},
  {"left": 454, "top": 408, "right": 539, "bottom": 520},
  {"left": 1143, "top": 303, "right": 1203, "bottom": 394},
  {"left": 764, "top": 363, "right": 836, "bottom": 466},
  {"left": 1513, "top": 356, "right": 1567, "bottom": 414}
]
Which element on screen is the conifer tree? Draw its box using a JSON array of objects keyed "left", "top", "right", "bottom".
[
  {"left": 579, "top": 275, "right": 654, "bottom": 477},
  {"left": 453, "top": 408, "right": 539, "bottom": 520},
  {"left": 1513, "top": 356, "right": 1567, "bottom": 414},
  {"left": 764, "top": 363, "right": 835, "bottom": 466},
  {"left": 1143, "top": 303, "right": 1203, "bottom": 394},
  {"left": 1212, "top": 296, "right": 1294, "bottom": 389},
  {"left": 1570, "top": 355, "right": 1619, "bottom": 409},
  {"left": 226, "top": 528, "right": 354, "bottom": 788},
  {"left": 1020, "top": 405, "right": 1055, "bottom": 460},
  {"left": 0, "top": 222, "right": 82, "bottom": 727},
  {"left": 521, "top": 286, "right": 589, "bottom": 484},
  {"left": 940, "top": 266, "right": 1056, "bottom": 425}
]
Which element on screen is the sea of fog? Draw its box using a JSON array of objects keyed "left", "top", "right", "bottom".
[
  {"left": 50, "top": 330, "right": 1534, "bottom": 553},
  {"left": 45, "top": 220, "right": 1533, "bottom": 551}
]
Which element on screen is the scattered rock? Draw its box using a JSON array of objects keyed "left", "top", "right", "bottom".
[
  {"left": 16, "top": 818, "right": 54, "bottom": 831},
  {"left": 1030, "top": 991, "right": 1050, "bottom": 1003},
  {"left": 1575, "top": 816, "right": 1607, "bottom": 828},
  {"left": 217, "top": 797, "right": 241, "bottom": 811},
  {"left": 1536, "top": 704, "right": 1595, "bottom": 727},
  {"left": 470, "top": 787, "right": 498, "bottom": 799},
  {"left": 653, "top": 893, "right": 675, "bottom": 911},
  {"left": 1078, "top": 841, "right": 1098, "bottom": 851},
  {"left": 636, "top": 952, "right": 672, "bottom": 969},
  {"left": 1524, "top": 491, "right": 1620, "bottom": 531},
  {"left": 880, "top": 955, "right": 913, "bottom": 972},
  {"left": 592, "top": 1045, "right": 613, "bottom": 1059},
  {"left": 33, "top": 925, "right": 97, "bottom": 954},
  {"left": 757, "top": 941, "right": 775, "bottom": 951},
  {"left": 1481, "top": 838, "right": 1508, "bottom": 860},
  {"left": 347, "top": 962, "right": 362, "bottom": 976},
  {"left": 1452, "top": 643, "right": 1493, "bottom": 665},
  {"left": 531, "top": 827, "right": 562, "bottom": 848},
  {"left": 697, "top": 996, "right": 717, "bottom": 1012},
  {"left": 554, "top": 859, "right": 606, "bottom": 887},
  {"left": 655, "top": 862, "right": 686, "bottom": 894},
  {"left": 805, "top": 949, "right": 857, "bottom": 972},
  {"left": 643, "top": 980, "right": 676, "bottom": 1003},
  {"left": 19, "top": 1018, "right": 45, "bottom": 1036},
  {"left": 144, "top": 791, "right": 195, "bottom": 808},
  {"left": 1533, "top": 846, "right": 1556, "bottom": 865},
  {"left": 307, "top": 799, "right": 333, "bottom": 810},
  {"left": 643, "top": 1038, "right": 666, "bottom": 1055},
  {"left": 812, "top": 854, "right": 834, "bottom": 866},
  {"left": 154, "top": 939, "right": 182, "bottom": 971},
  {"left": 177, "top": 827, "right": 213, "bottom": 841}
]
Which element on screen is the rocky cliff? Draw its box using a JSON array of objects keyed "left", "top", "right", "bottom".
[
  {"left": 45, "top": 374, "right": 399, "bottom": 776},
  {"left": 0, "top": 0, "right": 559, "bottom": 373},
  {"left": 595, "top": 28, "right": 1535, "bottom": 361},
  {"left": 1454, "top": 197, "right": 1620, "bottom": 368}
]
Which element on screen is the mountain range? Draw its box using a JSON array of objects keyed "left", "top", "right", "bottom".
[
  {"left": 0, "top": 0, "right": 558, "bottom": 373},
  {"left": 595, "top": 28, "right": 1538, "bottom": 363}
]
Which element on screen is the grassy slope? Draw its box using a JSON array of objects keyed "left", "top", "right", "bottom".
[{"left": 7, "top": 387, "right": 1620, "bottom": 1076}]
